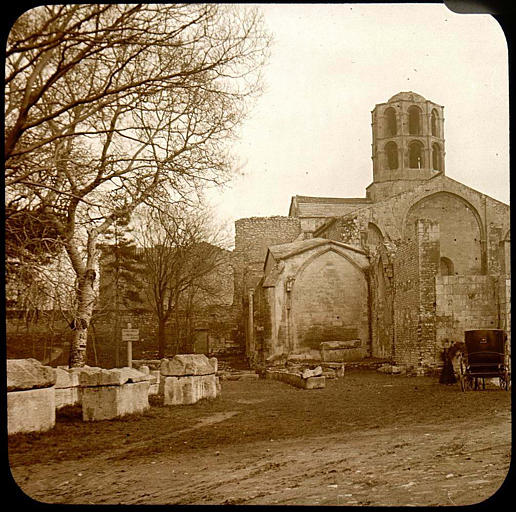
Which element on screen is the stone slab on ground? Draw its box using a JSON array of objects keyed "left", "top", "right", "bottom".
[
  {"left": 81, "top": 381, "right": 150, "bottom": 421},
  {"left": 223, "top": 371, "right": 260, "bottom": 381},
  {"left": 160, "top": 354, "right": 215, "bottom": 377},
  {"left": 265, "top": 369, "right": 326, "bottom": 389},
  {"left": 162, "top": 375, "right": 220, "bottom": 405},
  {"left": 7, "top": 358, "right": 56, "bottom": 392},
  {"left": 8, "top": 387, "right": 56, "bottom": 435}
]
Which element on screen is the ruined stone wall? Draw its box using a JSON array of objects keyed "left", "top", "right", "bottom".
[
  {"left": 233, "top": 216, "right": 302, "bottom": 307},
  {"left": 315, "top": 217, "right": 363, "bottom": 247}
]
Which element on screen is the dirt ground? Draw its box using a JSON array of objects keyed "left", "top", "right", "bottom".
[{"left": 8, "top": 370, "right": 511, "bottom": 506}]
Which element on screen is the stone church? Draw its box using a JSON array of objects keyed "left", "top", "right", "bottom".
[{"left": 233, "top": 92, "right": 511, "bottom": 372}]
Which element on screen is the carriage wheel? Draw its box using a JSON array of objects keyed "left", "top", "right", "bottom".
[{"left": 500, "top": 370, "right": 511, "bottom": 391}]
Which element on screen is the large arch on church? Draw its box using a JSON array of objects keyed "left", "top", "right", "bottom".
[
  {"left": 290, "top": 248, "right": 369, "bottom": 359},
  {"left": 404, "top": 192, "right": 484, "bottom": 275}
]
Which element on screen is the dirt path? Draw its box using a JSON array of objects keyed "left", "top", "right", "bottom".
[
  {"left": 9, "top": 372, "right": 511, "bottom": 506},
  {"left": 12, "top": 414, "right": 510, "bottom": 506}
]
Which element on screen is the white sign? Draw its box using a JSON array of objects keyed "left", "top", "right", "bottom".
[{"left": 122, "top": 328, "right": 139, "bottom": 342}]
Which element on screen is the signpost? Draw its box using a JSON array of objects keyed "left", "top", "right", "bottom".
[{"left": 121, "top": 323, "right": 139, "bottom": 368}]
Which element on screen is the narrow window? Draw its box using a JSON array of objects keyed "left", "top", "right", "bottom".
[
  {"left": 409, "top": 141, "right": 424, "bottom": 168},
  {"left": 431, "top": 109, "right": 439, "bottom": 137},
  {"left": 385, "top": 141, "right": 398, "bottom": 170},
  {"left": 408, "top": 106, "right": 421, "bottom": 135},
  {"left": 385, "top": 107, "right": 397, "bottom": 136},
  {"left": 432, "top": 143, "right": 442, "bottom": 171}
]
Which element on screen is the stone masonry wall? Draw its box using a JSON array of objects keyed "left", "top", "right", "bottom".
[
  {"left": 435, "top": 275, "right": 500, "bottom": 349},
  {"left": 416, "top": 220, "right": 440, "bottom": 369},
  {"left": 392, "top": 234, "right": 420, "bottom": 367},
  {"left": 498, "top": 277, "right": 511, "bottom": 345},
  {"left": 233, "top": 217, "right": 301, "bottom": 307},
  {"left": 394, "top": 219, "right": 440, "bottom": 370}
]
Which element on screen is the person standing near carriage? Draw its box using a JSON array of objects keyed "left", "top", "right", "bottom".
[{"left": 440, "top": 339, "right": 457, "bottom": 385}]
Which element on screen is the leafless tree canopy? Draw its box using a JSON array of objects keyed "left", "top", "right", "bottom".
[
  {"left": 4, "top": 4, "right": 270, "bottom": 366},
  {"left": 133, "top": 205, "right": 231, "bottom": 358}
]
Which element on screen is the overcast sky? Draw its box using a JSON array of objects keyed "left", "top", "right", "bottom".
[{"left": 206, "top": 3, "right": 509, "bottom": 231}]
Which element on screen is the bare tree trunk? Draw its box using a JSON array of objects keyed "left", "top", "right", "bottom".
[
  {"left": 68, "top": 268, "right": 97, "bottom": 367},
  {"left": 157, "top": 318, "right": 167, "bottom": 359}
]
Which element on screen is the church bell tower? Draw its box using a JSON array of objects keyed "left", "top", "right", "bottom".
[{"left": 367, "top": 92, "right": 445, "bottom": 201}]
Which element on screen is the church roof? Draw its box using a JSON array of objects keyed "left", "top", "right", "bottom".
[{"left": 289, "top": 195, "right": 371, "bottom": 218}]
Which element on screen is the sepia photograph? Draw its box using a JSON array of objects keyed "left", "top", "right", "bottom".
[{"left": 6, "top": 2, "right": 511, "bottom": 506}]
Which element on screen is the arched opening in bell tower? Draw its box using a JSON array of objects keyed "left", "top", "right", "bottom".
[
  {"left": 385, "top": 107, "right": 397, "bottom": 136},
  {"left": 432, "top": 143, "right": 442, "bottom": 171},
  {"left": 385, "top": 141, "right": 398, "bottom": 170},
  {"left": 431, "top": 109, "right": 439, "bottom": 137},
  {"left": 408, "top": 106, "right": 422, "bottom": 135},
  {"left": 409, "top": 140, "right": 424, "bottom": 169}
]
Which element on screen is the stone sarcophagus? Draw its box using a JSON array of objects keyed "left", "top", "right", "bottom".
[
  {"left": 7, "top": 358, "right": 57, "bottom": 435},
  {"left": 320, "top": 340, "right": 362, "bottom": 362},
  {"left": 54, "top": 367, "right": 82, "bottom": 409},
  {"left": 160, "top": 354, "right": 220, "bottom": 405},
  {"left": 80, "top": 367, "right": 152, "bottom": 421}
]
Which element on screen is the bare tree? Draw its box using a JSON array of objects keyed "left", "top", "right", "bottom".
[
  {"left": 133, "top": 205, "right": 230, "bottom": 358},
  {"left": 5, "top": 4, "right": 270, "bottom": 366}
]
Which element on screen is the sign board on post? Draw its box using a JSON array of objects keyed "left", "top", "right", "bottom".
[
  {"left": 121, "top": 324, "right": 139, "bottom": 368},
  {"left": 121, "top": 329, "right": 139, "bottom": 342}
]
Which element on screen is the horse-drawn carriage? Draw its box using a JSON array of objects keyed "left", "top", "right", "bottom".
[{"left": 458, "top": 329, "right": 510, "bottom": 391}]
